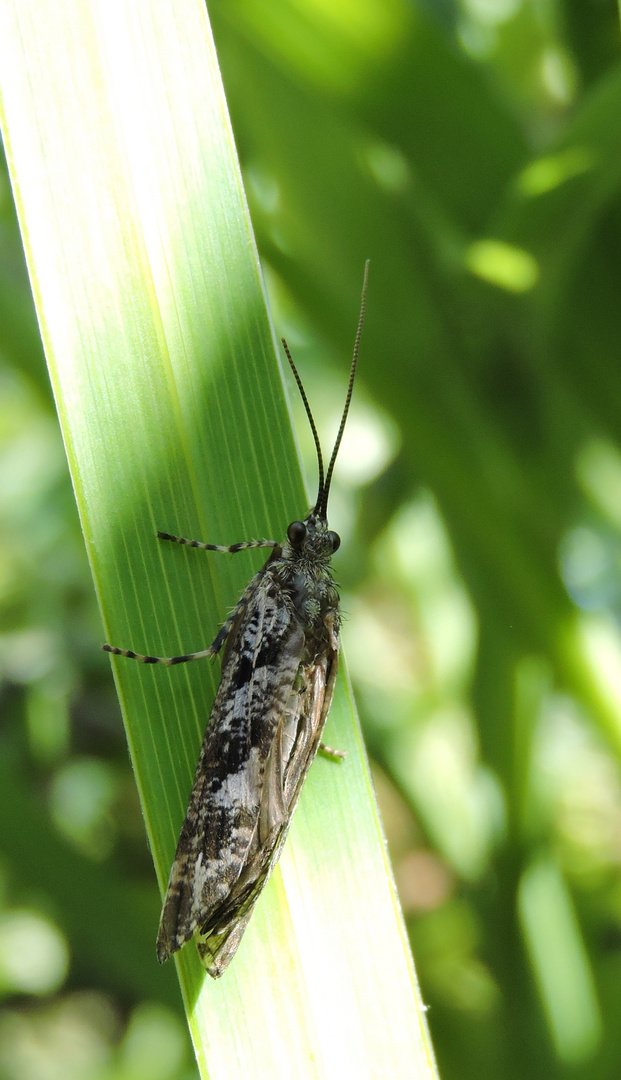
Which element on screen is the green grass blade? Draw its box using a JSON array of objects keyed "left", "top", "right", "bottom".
[{"left": 0, "top": 1, "right": 435, "bottom": 1076}]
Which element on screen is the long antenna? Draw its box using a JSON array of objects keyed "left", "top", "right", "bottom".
[
  {"left": 316, "top": 258, "right": 369, "bottom": 517},
  {"left": 281, "top": 336, "right": 325, "bottom": 499}
]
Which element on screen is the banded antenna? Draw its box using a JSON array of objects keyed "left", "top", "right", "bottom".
[{"left": 281, "top": 259, "right": 369, "bottom": 519}]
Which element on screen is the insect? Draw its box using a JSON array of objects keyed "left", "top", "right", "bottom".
[{"left": 103, "top": 261, "right": 369, "bottom": 977}]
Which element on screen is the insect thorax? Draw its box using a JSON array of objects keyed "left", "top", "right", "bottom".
[{"left": 266, "top": 512, "right": 341, "bottom": 653}]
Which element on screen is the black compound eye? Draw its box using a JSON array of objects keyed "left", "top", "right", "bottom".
[
  {"left": 287, "top": 520, "right": 307, "bottom": 546},
  {"left": 327, "top": 530, "right": 341, "bottom": 552}
]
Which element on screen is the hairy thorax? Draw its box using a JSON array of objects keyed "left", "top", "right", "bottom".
[{"left": 266, "top": 516, "right": 341, "bottom": 651}]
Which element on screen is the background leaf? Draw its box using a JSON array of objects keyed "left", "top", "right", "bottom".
[
  {"left": 3, "top": 0, "right": 621, "bottom": 1078},
  {"left": 0, "top": 2, "right": 431, "bottom": 1079}
]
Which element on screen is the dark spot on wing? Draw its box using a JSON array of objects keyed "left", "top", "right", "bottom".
[
  {"left": 256, "top": 635, "right": 282, "bottom": 669},
  {"left": 232, "top": 652, "right": 253, "bottom": 690}
]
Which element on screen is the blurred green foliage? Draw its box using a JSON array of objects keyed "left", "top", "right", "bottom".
[{"left": 2, "top": 0, "right": 621, "bottom": 1077}]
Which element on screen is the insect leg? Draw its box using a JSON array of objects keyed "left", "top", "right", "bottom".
[
  {"left": 318, "top": 742, "right": 346, "bottom": 760},
  {"left": 103, "top": 643, "right": 216, "bottom": 665},
  {"left": 157, "top": 532, "right": 279, "bottom": 554},
  {"left": 103, "top": 571, "right": 257, "bottom": 666}
]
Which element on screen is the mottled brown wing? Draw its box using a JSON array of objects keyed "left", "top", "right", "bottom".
[
  {"left": 197, "top": 636, "right": 339, "bottom": 977},
  {"left": 156, "top": 573, "right": 304, "bottom": 963}
]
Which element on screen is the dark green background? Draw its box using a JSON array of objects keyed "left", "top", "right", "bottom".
[{"left": 2, "top": 1, "right": 621, "bottom": 1077}]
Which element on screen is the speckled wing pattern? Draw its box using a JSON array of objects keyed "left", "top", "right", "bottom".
[{"left": 155, "top": 563, "right": 339, "bottom": 977}]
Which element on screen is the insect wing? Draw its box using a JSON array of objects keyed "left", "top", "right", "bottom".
[
  {"left": 156, "top": 572, "right": 305, "bottom": 964},
  {"left": 197, "top": 644, "right": 339, "bottom": 976}
]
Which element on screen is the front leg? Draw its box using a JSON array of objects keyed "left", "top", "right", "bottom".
[
  {"left": 157, "top": 532, "right": 278, "bottom": 554},
  {"left": 103, "top": 532, "right": 277, "bottom": 665}
]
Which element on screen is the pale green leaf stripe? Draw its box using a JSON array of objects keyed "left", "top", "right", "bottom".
[{"left": 0, "top": 2, "right": 436, "bottom": 1077}]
